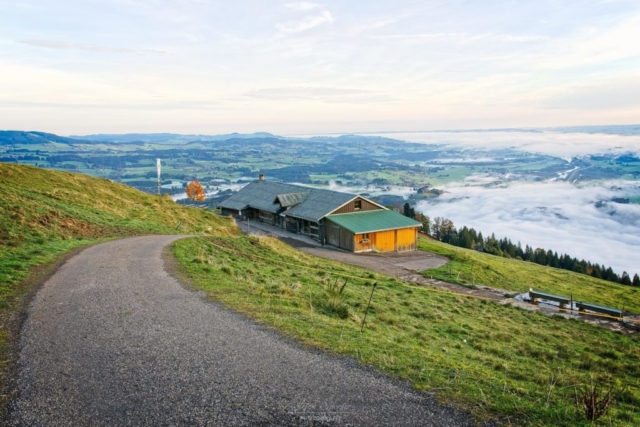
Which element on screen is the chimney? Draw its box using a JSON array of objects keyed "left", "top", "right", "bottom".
[{"left": 259, "top": 174, "right": 265, "bottom": 181}]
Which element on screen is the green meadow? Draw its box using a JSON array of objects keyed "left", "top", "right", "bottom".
[
  {"left": 418, "top": 238, "right": 640, "bottom": 314},
  {"left": 173, "top": 235, "right": 640, "bottom": 426}
]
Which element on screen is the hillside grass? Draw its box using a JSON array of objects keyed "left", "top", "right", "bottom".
[
  {"left": 0, "top": 163, "right": 236, "bottom": 299},
  {"left": 418, "top": 238, "right": 640, "bottom": 314},
  {"left": 173, "top": 235, "right": 640, "bottom": 427},
  {"left": 0, "top": 163, "right": 236, "bottom": 412}
]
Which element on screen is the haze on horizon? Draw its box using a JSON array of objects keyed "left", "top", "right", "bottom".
[{"left": 1, "top": 0, "right": 639, "bottom": 136}]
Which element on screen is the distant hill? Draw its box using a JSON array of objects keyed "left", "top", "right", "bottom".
[
  {"left": 552, "top": 124, "right": 640, "bottom": 136},
  {"left": 0, "top": 131, "right": 84, "bottom": 146},
  {"left": 69, "top": 132, "right": 278, "bottom": 143},
  {"left": 0, "top": 130, "right": 281, "bottom": 147},
  {"left": 69, "top": 133, "right": 188, "bottom": 143}
]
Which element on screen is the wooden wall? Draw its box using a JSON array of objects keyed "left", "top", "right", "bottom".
[
  {"left": 354, "top": 233, "right": 373, "bottom": 252},
  {"left": 396, "top": 228, "right": 417, "bottom": 252},
  {"left": 326, "top": 220, "right": 418, "bottom": 252},
  {"left": 339, "top": 228, "right": 354, "bottom": 251},
  {"left": 326, "top": 221, "right": 354, "bottom": 251},
  {"left": 331, "top": 197, "right": 382, "bottom": 215},
  {"left": 375, "top": 230, "right": 396, "bottom": 252}
]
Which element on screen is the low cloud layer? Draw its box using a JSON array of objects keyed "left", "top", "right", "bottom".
[
  {"left": 416, "top": 180, "right": 640, "bottom": 276},
  {"left": 300, "top": 181, "right": 416, "bottom": 199},
  {"left": 364, "top": 130, "right": 640, "bottom": 158}
]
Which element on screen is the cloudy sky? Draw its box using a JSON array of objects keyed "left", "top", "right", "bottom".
[{"left": 1, "top": 0, "right": 639, "bottom": 134}]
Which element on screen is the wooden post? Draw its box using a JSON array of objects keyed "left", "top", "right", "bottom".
[
  {"left": 339, "top": 278, "right": 348, "bottom": 295},
  {"left": 361, "top": 282, "right": 377, "bottom": 333},
  {"left": 570, "top": 293, "right": 573, "bottom": 313}
]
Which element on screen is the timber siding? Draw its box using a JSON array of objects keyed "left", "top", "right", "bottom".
[
  {"left": 331, "top": 197, "right": 383, "bottom": 215},
  {"left": 325, "top": 210, "right": 421, "bottom": 252},
  {"left": 326, "top": 221, "right": 418, "bottom": 253}
]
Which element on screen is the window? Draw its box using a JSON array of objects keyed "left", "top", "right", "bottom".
[
  {"left": 354, "top": 200, "right": 362, "bottom": 210},
  {"left": 360, "top": 233, "right": 370, "bottom": 243}
]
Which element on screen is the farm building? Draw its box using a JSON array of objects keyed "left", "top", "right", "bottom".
[{"left": 219, "top": 177, "right": 422, "bottom": 252}]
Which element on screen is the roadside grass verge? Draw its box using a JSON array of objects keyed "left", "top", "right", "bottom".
[
  {"left": 173, "top": 235, "right": 640, "bottom": 426},
  {"left": 418, "top": 238, "right": 640, "bottom": 314}
]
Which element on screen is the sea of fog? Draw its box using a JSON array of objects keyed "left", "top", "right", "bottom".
[
  {"left": 415, "top": 179, "right": 640, "bottom": 277},
  {"left": 306, "top": 129, "right": 640, "bottom": 276},
  {"left": 361, "top": 130, "right": 640, "bottom": 158}
]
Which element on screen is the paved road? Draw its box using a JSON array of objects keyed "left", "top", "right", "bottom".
[{"left": 9, "top": 236, "right": 476, "bottom": 426}]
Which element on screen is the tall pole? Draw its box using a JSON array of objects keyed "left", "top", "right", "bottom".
[{"left": 156, "top": 158, "right": 161, "bottom": 195}]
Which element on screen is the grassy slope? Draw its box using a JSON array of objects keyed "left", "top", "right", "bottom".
[
  {"left": 174, "top": 235, "right": 640, "bottom": 427},
  {"left": 417, "top": 238, "right": 640, "bottom": 314},
  {"left": 0, "top": 163, "right": 236, "bottom": 300},
  {"left": 0, "top": 163, "right": 236, "bottom": 412}
]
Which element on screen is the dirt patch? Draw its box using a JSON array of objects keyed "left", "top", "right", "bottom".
[{"left": 297, "top": 246, "right": 448, "bottom": 278}]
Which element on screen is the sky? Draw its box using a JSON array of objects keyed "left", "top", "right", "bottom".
[{"left": 1, "top": 0, "right": 640, "bottom": 135}]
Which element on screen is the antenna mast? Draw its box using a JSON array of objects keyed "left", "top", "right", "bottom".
[{"left": 156, "top": 158, "right": 161, "bottom": 195}]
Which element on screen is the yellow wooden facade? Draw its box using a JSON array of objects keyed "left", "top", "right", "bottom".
[{"left": 351, "top": 228, "right": 417, "bottom": 253}]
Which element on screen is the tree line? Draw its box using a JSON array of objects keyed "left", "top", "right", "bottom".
[{"left": 402, "top": 203, "right": 640, "bottom": 286}]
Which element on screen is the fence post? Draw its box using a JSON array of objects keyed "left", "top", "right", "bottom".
[{"left": 361, "top": 282, "right": 377, "bottom": 333}]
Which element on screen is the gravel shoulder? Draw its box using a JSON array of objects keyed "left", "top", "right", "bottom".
[{"left": 8, "top": 235, "right": 479, "bottom": 426}]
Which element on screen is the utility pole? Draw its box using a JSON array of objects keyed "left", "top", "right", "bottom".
[{"left": 156, "top": 158, "right": 161, "bottom": 195}]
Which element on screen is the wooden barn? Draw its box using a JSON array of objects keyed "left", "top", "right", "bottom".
[
  {"left": 325, "top": 210, "right": 420, "bottom": 252},
  {"left": 219, "top": 178, "right": 422, "bottom": 253}
]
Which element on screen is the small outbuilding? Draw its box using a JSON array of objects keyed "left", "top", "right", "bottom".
[
  {"left": 219, "top": 178, "right": 422, "bottom": 252},
  {"left": 325, "top": 210, "right": 420, "bottom": 252}
]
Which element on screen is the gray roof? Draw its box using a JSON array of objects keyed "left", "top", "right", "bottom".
[
  {"left": 276, "top": 192, "right": 308, "bottom": 208},
  {"left": 285, "top": 188, "right": 354, "bottom": 222},
  {"left": 219, "top": 181, "right": 302, "bottom": 214},
  {"left": 219, "top": 180, "right": 358, "bottom": 222}
]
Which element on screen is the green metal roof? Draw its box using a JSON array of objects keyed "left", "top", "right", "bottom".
[{"left": 326, "top": 210, "right": 422, "bottom": 234}]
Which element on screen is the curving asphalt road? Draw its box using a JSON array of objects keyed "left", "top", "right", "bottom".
[{"left": 8, "top": 236, "right": 477, "bottom": 426}]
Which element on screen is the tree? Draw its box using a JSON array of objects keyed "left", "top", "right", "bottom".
[
  {"left": 633, "top": 273, "right": 640, "bottom": 287},
  {"left": 432, "top": 217, "right": 442, "bottom": 240},
  {"left": 414, "top": 212, "right": 431, "bottom": 235},
  {"left": 186, "top": 180, "right": 205, "bottom": 201},
  {"left": 620, "top": 271, "right": 632, "bottom": 286},
  {"left": 440, "top": 218, "right": 455, "bottom": 243},
  {"left": 403, "top": 202, "right": 415, "bottom": 219}
]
